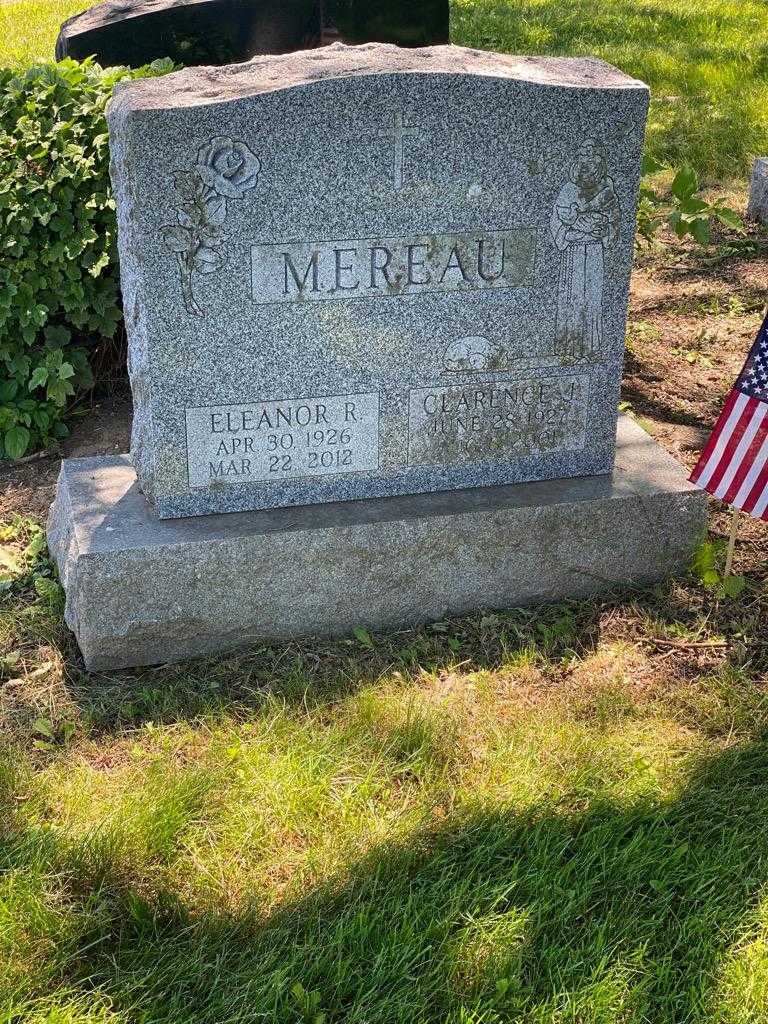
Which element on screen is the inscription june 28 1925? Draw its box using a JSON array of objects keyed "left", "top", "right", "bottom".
[
  {"left": 185, "top": 393, "right": 380, "bottom": 487},
  {"left": 408, "top": 375, "right": 590, "bottom": 467}
]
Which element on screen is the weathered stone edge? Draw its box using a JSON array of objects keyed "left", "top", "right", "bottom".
[
  {"left": 46, "top": 465, "right": 86, "bottom": 644},
  {"left": 107, "top": 43, "right": 650, "bottom": 117},
  {"left": 108, "top": 104, "right": 157, "bottom": 509}
]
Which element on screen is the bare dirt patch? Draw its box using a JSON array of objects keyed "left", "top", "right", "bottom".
[
  {"left": 624, "top": 255, "right": 768, "bottom": 466},
  {"left": 0, "top": 392, "right": 132, "bottom": 520}
]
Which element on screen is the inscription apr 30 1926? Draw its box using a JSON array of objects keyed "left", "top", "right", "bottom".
[
  {"left": 185, "top": 393, "right": 379, "bottom": 487},
  {"left": 408, "top": 375, "right": 590, "bottom": 467}
]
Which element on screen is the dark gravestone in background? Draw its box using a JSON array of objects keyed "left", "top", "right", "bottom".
[
  {"left": 56, "top": 0, "right": 450, "bottom": 73},
  {"left": 56, "top": 0, "right": 322, "bottom": 67},
  {"left": 323, "top": 0, "right": 449, "bottom": 46}
]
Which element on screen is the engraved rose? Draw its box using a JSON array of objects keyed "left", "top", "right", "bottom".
[
  {"left": 197, "top": 136, "right": 261, "bottom": 199},
  {"left": 161, "top": 136, "right": 261, "bottom": 316}
]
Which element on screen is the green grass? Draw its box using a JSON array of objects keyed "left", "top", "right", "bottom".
[
  {"left": 0, "top": 0, "right": 84, "bottom": 67},
  {"left": 451, "top": 0, "right": 768, "bottom": 180},
  {"left": 2, "top": 510, "right": 768, "bottom": 1023},
  {"left": 1, "top": 3, "right": 768, "bottom": 1019},
  {"left": 2, "top": 0, "right": 768, "bottom": 179}
]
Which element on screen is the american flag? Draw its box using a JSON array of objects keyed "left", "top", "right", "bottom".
[{"left": 689, "top": 311, "right": 768, "bottom": 521}]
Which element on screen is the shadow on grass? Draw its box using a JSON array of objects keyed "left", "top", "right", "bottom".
[
  {"left": 3, "top": 729, "right": 768, "bottom": 1022},
  {"left": 43, "top": 596, "right": 607, "bottom": 731},
  {"left": 620, "top": 379, "right": 721, "bottom": 430},
  {"left": 24, "top": 570, "right": 762, "bottom": 741}
]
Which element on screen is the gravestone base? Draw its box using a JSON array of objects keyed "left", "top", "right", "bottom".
[{"left": 47, "top": 417, "right": 707, "bottom": 671}]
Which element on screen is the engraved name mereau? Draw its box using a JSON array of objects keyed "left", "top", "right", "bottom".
[{"left": 252, "top": 230, "right": 537, "bottom": 304}]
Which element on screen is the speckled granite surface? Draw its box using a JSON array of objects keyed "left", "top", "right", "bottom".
[{"left": 107, "top": 42, "right": 649, "bottom": 518}]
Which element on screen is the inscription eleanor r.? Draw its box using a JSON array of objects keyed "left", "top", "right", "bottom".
[{"left": 186, "top": 393, "right": 379, "bottom": 487}]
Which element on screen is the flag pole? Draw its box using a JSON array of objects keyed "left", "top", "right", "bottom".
[{"left": 724, "top": 507, "right": 740, "bottom": 577}]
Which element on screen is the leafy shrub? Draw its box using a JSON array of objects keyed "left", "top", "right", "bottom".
[
  {"left": 637, "top": 156, "right": 743, "bottom": 246},
  {"left": 0, "top": 57, "right": 172, "bottom": 460}
]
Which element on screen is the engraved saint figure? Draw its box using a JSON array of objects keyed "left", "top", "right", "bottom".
[{"left": 550, "top": 140, "right": 620, "bottom": 359}]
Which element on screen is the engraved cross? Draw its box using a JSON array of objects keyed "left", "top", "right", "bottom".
[
  {"left": 359, "top": 106, "right": 422, "bottom": 190},
  {"left": 390, "top": 108, "right": 419, "bottom": 190}
]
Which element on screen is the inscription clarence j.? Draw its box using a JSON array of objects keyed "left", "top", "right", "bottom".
[
  {"left": 251, "top": 229, "right": 536, "bottom": 305},
  {"left": 408, "top": 375, "right": 589, "bottom": 467},
  {"left": 186, "top": 393, "right": 379, "bottom": 487}
]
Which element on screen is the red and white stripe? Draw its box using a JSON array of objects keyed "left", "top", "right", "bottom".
[{"left": 690, "top": 389, "right": 768, "bottom": 520}]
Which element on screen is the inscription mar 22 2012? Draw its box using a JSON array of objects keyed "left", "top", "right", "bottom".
[
  {"left": 185, "top": 393, "right": 380, "bottom": 488},
  {"left": 408, "top": 375, "right": 590, "bottom": 467}
]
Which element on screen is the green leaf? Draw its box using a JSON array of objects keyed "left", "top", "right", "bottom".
[
  {"left": 4, "top": 425, "right": 30, "bottom": 459},
  {"left": 677, "top": 196, "right": 709, "bottom": 215},
  {"left": 722, "top": 574, "right": 747, "bottom": 598},
  {"left": 702, "top": 568, "right": 720, "bottom": 588},
  {"left": 43, "top": 323, "right": 71, "bottom": 347},
  {"left": 29, "top": 366, "right": 49, "bottom": 390},
  {"left": 691, "top": 541, "right": 716, "bottom": 577},
  {"left": 0, "top": 379, "right": 18, "bottom": 403},
  {"left": 0, "top": 546, "right": 21, "bottom": 573},
  {"left": 34, "top": 576, "right": 63, "bottom": 602},
  {"left": 353, "top": 626, "right": 374, "bottom": 649},
  {"left": 715, "top": 207, "right": 744, "bottom": 231},
  {"left": 670, "top": 165, "right": 698, "bottom": 200},
  {"left": 32, "top": 717, "right": 55, "bottom": 739},
  {"left": 24, "top": 531, "right": 46, "bottom": 558},
  {"left": 690, "top": 217, "right": 710, "bottom": 246},
  {"left": 46, "top": 379, "right": 75, "bottom": 406},
  {"left": 641, "top": 154, "right": 665, "bottom": 176}
]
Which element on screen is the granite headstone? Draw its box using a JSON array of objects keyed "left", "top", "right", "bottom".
[
  {"left": 56, "top": 0, "right": 322, "bottom": 68},
  {"left": 48, "top": 42, "right": 708, "bottom": 670},
  {"left": 48, "top": 416, "right": 707, "bottom": 670},
  {"left": 107, "top": 43, "right": 650, "bottom": 519}
]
